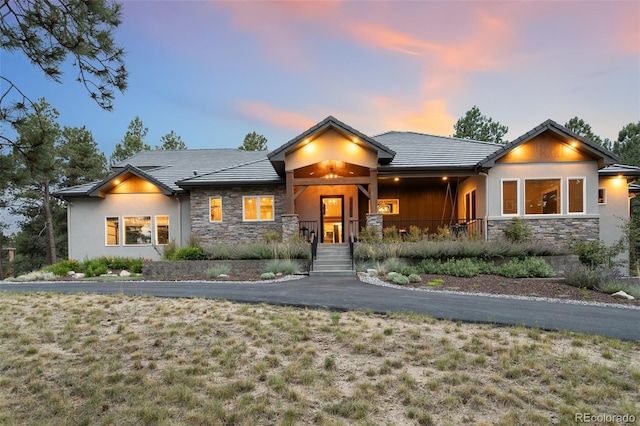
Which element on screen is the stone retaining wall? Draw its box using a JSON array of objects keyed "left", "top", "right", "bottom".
[
  {"left": 487, "top": 217, "right": 599, "bottom": 244},
  {"left": 143, "top": 259, "right": 311, "bottom": 280}
]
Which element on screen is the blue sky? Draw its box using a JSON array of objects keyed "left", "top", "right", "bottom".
[{"left": 3, "top": 0, "right": 639, "bottom": 158}]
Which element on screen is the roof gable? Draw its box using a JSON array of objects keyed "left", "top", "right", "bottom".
[
  {"left": 268, "top": 116, "right": 395, "bottom": 176},
  {"left": 88, "top": 164, "right": 176, "bottom": 197},
  {"left": 480, "top": 119, "right": 618, "bottom": 168}
]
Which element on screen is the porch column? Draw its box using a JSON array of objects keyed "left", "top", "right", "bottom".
[
  {"left": 285, "top": 170, "right": 294, "bottom": 214},
  {"left": 281, "top": 214, "right": 299, "bottom": 241},
  {"left": 369, "top": 168, "right": 378, "bottom": 213}
]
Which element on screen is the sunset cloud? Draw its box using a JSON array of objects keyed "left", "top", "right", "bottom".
[{"left": 238, "top": 100, "right": 316, "bottom": 130}]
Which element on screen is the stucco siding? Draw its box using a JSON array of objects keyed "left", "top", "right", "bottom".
[
  {"left": 67, "top": 193, "right": 183, "bottom": 261},
  {"left": 486, "top": 162, "right": 599, "bottom": 218}
]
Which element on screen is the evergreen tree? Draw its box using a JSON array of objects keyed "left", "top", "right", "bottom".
[
  {"left": 614, "top": 122, "right": 640, "bottom": 166},
  {"left": 10, "top": 99, "right": 61, "bottom": 265},
  {"left": 59, "top": 126, "right": 109, "bottom": 187},
  {"left": 564, "top": 117, "right": 611, "bottom": 149},
  {"left": 109, "top": 116, "right": 150, "bottom": 165},
  {"left": 0, "top": 0, "right": 127, "bottom": 150},
  {"left": 157, "top": 131, "right": 187, "bottom": 150},
  {"left": 238, "top": 131, "right": 268, "bottom": 151},
  {"left": 453, "top": 106, "right": 509, "bottom": 144}
]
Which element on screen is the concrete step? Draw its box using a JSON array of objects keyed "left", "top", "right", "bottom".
[{"left": 309, "top": 269, "right": 356, "bottom": 277}]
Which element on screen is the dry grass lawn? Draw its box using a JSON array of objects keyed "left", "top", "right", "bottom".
[{"left": 0, "top": 292, "right": 638, "bottom": 425}]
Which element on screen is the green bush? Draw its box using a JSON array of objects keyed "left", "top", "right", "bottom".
[
  {"left": 262, "top": 231, "right": 282, "bottom": 243},
  {"left": 172, "top": 247, "right": 206, "bottom": 260},
  {"left": 408, "top": 274, "right": 421, "bottom": 283},
  {"left": 391, "top": 274, "right": 409, "bottom": 285},
  {"left": 206, "top": 264, "right": 231, "bottom": 278},
  {"left": 564, "top": 264, "right": 621, "bottom": 291},
  {"left": 407, "top": 226, "right": 423, "bottom": 242},
  {"left": 383, "top": 226, "right": 402, "bottom": 243},
  {"left": 358, "top": 226, "right": 382, "bottom": 244},
  {"left": 265, "top": 259, "right": 299, "bottom": 275},
  {"left": 261, "top": 272, "right": 276, "bottom": 280},
  {"left": 83, "top": 259, "right": 109, "bottom": 277},
  {"left": 599, "top": 282, "right": 640, "bottom": 298},
  {"left": 497, "top": 257, "right": 554, "bottom": 278},
  {"left": 45, "top": 259, "right": 82, "bottom": 276},
  {"left": 503, "top": 217, "right": 533, "bottom": 243}
]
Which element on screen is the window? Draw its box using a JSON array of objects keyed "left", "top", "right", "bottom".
[
  {"left": 156, "top": 215, "right": 169, "bottom": 244},
  {"left": 598, "top": 188, "right": 606, "bottom": 205},
  {"left": 210, "top": 197, "right": 222, "bottom": 222},
  {"left": 525, "top": 179, "right": 561, "bottom": 215},
  {"left": 243, "top": 196, "right": 274, "bottom": 221},
  {"left": 106, "top": 217, "right": 119, "bottom": 246},
  {"left": 377, "top": 199, "right": 399, "bottom": 215},
  {"left": 124, "top": 216, "right": 152, "bottom": 245},
  {"left": 465, "top": 190, "right": 476, "bottom": 220},
  {"left": 568, "top": 178, "right": 585, "bottom": 213},
  {"left": 502, "top": 180, "right": 519, "bottom": 215}
]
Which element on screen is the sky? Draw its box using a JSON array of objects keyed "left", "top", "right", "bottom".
[{"left": 2, "top": 0, "right": 639, "bottom": 158}]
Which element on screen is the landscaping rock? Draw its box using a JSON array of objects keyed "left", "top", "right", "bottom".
[
  {"left": 67, "top": 271, "right": 76, "bottom": 276},
  {"left": 119, "top": 270, "right": 131, "bottom": 277},
  {"left": 73, "top": 273, "right": 85, "bottom": 279},
  {"left": 611, "top": 291, "right": 635, "bottom": 300},
  {"left": 218, "top": 274, "right": 230, "bottom": 279},
  {"left": 366, "top": 269, "right": 378, "bottom": 276}
]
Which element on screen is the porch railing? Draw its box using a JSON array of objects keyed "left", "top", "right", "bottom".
[{"left": 349, "top": 218, "right": 484, "bottom": 240}]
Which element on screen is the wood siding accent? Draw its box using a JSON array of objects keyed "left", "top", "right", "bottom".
[
  {"left": 110, "top": 176, "right": 162, "bottom": 193},
  {"left": 497, "top": 134, "right": 593, "bottom": 163}
]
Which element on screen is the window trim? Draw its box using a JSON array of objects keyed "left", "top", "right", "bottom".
[
  {"left": 524, "top": 177, "right": 562, "bottom": 216},
  {"left": 376, "top": 199, "right": 400, "bottom": 215},
  {"left": 567, "top": 177, "right": 586, "bottom": 214},
  {"left": 155, "top": 215, "right": 170, "bottom": 245},
  {"left": 209, "top": 196, "right": 223, "bottom": 222},
  {"left": 464, "top": 188, "right": 477, "bottom": 220},
  {"left": 598, "top": 188, "right": 607, "bottom": 205},
  {"left": 105, "top": 216, "right": 120, "bottom": 246},
  {"left": 501, "top": 179, "right": 520, "bottom": 216},
  {"left": 123, "top": 215, "right": 153, "bottom": 246},
  {"left": 242, "top": 195, "right": 275, "bottom": 222}
]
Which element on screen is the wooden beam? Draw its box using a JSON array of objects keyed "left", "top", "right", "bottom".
[
  {"left": 293, "top": 176, "right": 373, "bottom": 186},
  {"left": 356, "top": 184, "right": 369, "bottom": 198},
  {"left": 293, "top": 185, "right": 308, "bottom": 200},
  {"left": 369, "top": 168, "right": 378, "bottom": 213},
  {"left": 286, "top": 171, "right": 294, "bottom": 214}
]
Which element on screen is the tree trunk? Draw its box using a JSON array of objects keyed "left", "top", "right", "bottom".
[{"left": 43, "top": 181, "right": 56, "bottom": 265}]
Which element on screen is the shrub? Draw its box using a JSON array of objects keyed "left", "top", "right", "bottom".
[
  {"left": 503, "top": 217, "right": 533, "bottom": 243},
  {"left": 382, "top": 258, "right": 405, "bottom": 273},
  {"left": 161, "top": 239, "right": 178, "bottom": 260},
  {"left": 261, "top": 272, "right": 276, "bottom": 280},
  {"left": 407, "top": 226, "right": 424, "bottom": 242},
  {"left": 391, "top": 274, "right": 409, "bottom": 285},
  {"left": 45, "top": 260, "right": 82, "bottom": 276},
  {"left": 564, "top": 264, "right": 621, "bottom": 291},
  {"left": 497, "top": 257, "right": 554, "bottom": 278},
  {"left": 568, "top": 238, "right": 622, "bottom": 268},
  {"left": 383, "top": 226, "right": 402, "bottom": 243},
  {"left": 205, "top": 244, "right": 233, "bottom": 260},
  {"left": 265, "top": 259, "right": 299, "bottom": 275},
  {"left": 599, "top": 282, "right": 640, "bottom": 298},
  {"left": 172, "top": 247, "right": 205, "bottom": 260},
  {"left": 206, "top": 264, "right": 231, "bottom": 278},
  {"left": 263, "top": 231, "right": 282, "bottom": 243},
  {"left": 408, "top": 274, "right": 421, "bottom": 283},
  {"left": 358, "top": 226, "right": 382, "bottom": 244}
]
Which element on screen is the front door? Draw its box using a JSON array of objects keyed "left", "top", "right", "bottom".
[{"left": 320, "top": 196, "right": 344, "bottom": 243}]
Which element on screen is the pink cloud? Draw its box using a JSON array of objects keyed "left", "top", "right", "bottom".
[{"left": 238, "top": 100, "right": 316, "bottom": 130}]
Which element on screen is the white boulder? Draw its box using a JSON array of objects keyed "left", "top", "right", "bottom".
[{"left": 611, "top": 291, "right": 635, "bottom": 300}]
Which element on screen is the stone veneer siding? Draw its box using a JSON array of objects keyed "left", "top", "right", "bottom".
[
  {"left": 366, "top": 213, "right": 383, "bottom": 238},
  {"left": 190, "top": 185, "right": 286, "bottom": 244},
  {"left": 281, "top": 214, "right": 299, "bottom": 241},
  {"left": 487, "top": 217, "right": 599, "bottom": 244}
]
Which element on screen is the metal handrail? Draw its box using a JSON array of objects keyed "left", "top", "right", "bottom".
[
  {"left": 310, "top": 231, "right": 318, "bottom": 271},
  {"left": 349, "top": 233, "right": 355, "bottom": 271}
]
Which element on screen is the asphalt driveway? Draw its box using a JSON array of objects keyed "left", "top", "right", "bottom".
[{"left": 1, "top": 275, "right": 638, "bottom": 341}]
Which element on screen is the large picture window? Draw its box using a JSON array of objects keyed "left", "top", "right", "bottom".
[
  {"left": 568, "top": 178, "right": 585, "bottom": 213},
  {"left": 502, "top": 180, "right": 519, "bottom": 215},
  {"left": 124, "top": 216, "right": 152, "bottom": 245},
  {"left": 155, "top": 215, "right": 169, "bottom": 244},
  {"left": 210, "top": 197, "right": 222, "bottom": 222},
  {"left": 106, "top": 217, "right": 119, "bottom": 246},
  {"left": 243, "top": 196, "right": 274, "bottom": 221},
  {"left": 525, "top": 179, "right": 561, "bottom": 215}
]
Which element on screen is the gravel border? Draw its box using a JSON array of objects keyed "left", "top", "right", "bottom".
[{"left": 358, "top": 274, "right": 640, "bottom": 311}]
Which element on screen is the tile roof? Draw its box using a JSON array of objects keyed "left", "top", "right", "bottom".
[
  {"left": 373, "top": 131, "right": 501, "bottom": 171},
  {"left": 178, "top": 158, "right": 283, "bottom": 187}
]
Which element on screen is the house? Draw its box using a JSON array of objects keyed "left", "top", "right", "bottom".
[{"left": 54, "top": 116, "right": 640, "bottom": 272}]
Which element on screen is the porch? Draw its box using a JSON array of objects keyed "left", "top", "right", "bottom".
[{"left": 297, "top": 218, "right": 484, "bottom": 242}]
